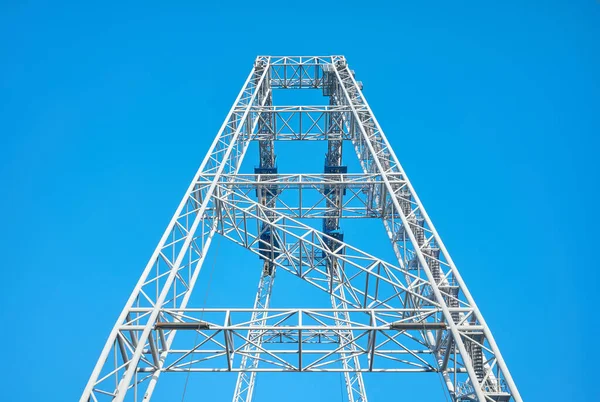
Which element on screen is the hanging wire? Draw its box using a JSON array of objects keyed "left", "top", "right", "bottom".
[
  {"left": 339, "top": 371, "right": 346, "bottom": 402},
  {"left": 420, "top": 316, "right": 451, "bottom": 402},
  {"left": 437, "top": 362, "right": 451, "bottom": 402},
  {"left": 181, "top": 235, "right": 222, "bottom": 402}
]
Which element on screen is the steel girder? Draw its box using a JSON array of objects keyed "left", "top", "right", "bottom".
[
  {"left": 119, "top": 307, "right": 453, "bottom": 373},
  {"left": 322, "top": 85, "right": 368, "bottom": 402},
  {"left": 80, "top": 56, "right": 521, "bottom": 402},
  {"left": 232, "top": 69, "right": 277, "bottom": 402},
  {"left": 328, "top": 57, "right": 520, "bottom": 402},
  {"left": 79, "top": 56, "right": 271, "bottom": 402}
]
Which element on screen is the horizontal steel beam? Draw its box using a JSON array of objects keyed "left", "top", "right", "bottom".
[
  {"left": 114, "top": 304, "right": 466, "bottom": 374},
  {"left": 136, "top": 368, "right": 466, "bottom": 373},
  {"left": 233, "top": 105, "right": 357, "bottom": 140},
  {"left": 198, "top": 173, "right": 404, "bottom": 186},
  {"left": 235, "top": 105, "right": 357, "bottom": 113},
  {"left": 389, "top": 322, "right": 447, "bottom": 330},
  {"left": 194, "top": 174, "right": 404, "bottom": 220},
  {"left": 155, "top": 321, "right": 211, "bottom": 330}
]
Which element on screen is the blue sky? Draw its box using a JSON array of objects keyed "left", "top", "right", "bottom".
[{"left": 1, "top": 1, "right": 599, "bottom": 401}]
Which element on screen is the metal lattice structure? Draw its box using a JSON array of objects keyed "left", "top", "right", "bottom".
[{"left": 81, "top": 56, "right": 522, "bottom": 402}]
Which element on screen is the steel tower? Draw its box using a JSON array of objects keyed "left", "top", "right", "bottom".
[{"left": 81, "top": 56, "right": 522, "bottom": 402}]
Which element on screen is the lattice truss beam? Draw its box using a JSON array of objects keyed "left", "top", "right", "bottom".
[{"left": 81, "top": 56, "right": 522, "bottom": 402}]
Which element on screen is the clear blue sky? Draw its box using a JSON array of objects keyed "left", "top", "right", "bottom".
[{"left": 1, "top": 1, "right": 598, "bottom": 401}]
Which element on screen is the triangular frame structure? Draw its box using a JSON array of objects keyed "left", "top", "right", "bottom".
[{"left": 80, "top": 56, "right": 522, "bottom": 402}]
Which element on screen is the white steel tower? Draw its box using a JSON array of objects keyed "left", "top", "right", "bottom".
[{"left": 81, "top": 56, "right": 522, "bottom": 402}]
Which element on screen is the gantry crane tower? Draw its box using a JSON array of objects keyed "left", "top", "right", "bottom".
[{"left": 81, "top": 56, "right": 522, "bottom": 402}]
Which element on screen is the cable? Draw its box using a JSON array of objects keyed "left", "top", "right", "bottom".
[
  {"left": 181, "top": 235, "right": 222, "bottom": 402},
  {"left": 339, "top": 371, "right": 345, "bottom": 402},
  {"left": 430, "top": 323, "right": 451, "bottom": 402},
  {"left": 418, "top": 314, "right": 450, "bottom": 402},
  {"left": 436, "top": 364, "right": 451, "bottom": 402}
]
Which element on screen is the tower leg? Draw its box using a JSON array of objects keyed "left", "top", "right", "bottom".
[
  {"left": 80, "top": 58, "right": 271, "bottom": 402},
  {"left": 232, "top": 264, "right": 276, "bottom": 402}
]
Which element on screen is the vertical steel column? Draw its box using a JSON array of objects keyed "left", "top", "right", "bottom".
[
  {"left": 232, "top": 59, "right": 278, "bottom": 402},
  {"left": 80, "top": 57, "right": 271, "bottom": 402},
  {"left": 323, "top": 75, "right": 368, "bottom": 402},
  {"left": 331, "top": 57, "right": 521, "bottom": 402}
]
